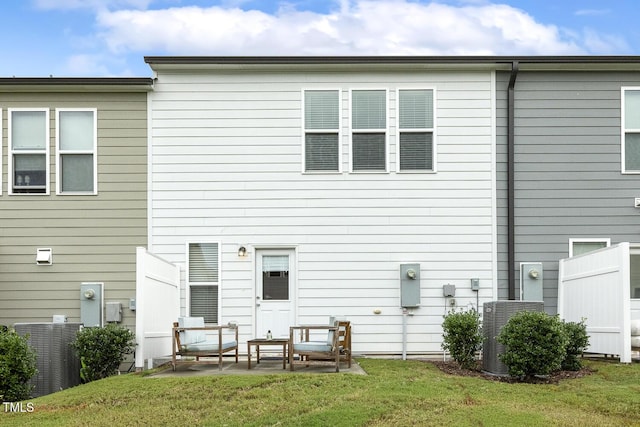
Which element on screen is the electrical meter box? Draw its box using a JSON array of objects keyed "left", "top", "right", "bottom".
[
  {"left": 80, "top": 283, "right": 103, "bottom": 327},
  {"left": 520, "top": 262, "right": 543, "bottom": 301},
  {"left": 400, "top": 263, "right": 421, "bottom": 307}
]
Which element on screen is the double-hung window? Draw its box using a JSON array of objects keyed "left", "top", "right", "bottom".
[
  {"left": 351, "top": 90, "right": 387, "bottom": 172},
  {"left": 622, "top": 88, "right": 640, "bottom": 173},
  {"left": 398, "top": 89, "right": 435, "bottom": 172},
  {"left": 187, "top": 242, "right": 220, "bottom": 324},
  {"left": 9, "top": 109, "right": 49, "bottom": 194},
  {"left": 56, "top": 109, "right": 97, "bottom": 194},
  {"left": 304, "top": 90, "right": 340, "bottom": 172}
]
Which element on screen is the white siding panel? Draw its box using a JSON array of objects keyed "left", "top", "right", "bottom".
[{"left": 149, "top": 68, "right": 496, "bottom": 354}]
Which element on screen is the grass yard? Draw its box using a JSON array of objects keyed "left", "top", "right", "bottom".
[{"left": 2, "top": 358, "right": 639, "bottom": 426}]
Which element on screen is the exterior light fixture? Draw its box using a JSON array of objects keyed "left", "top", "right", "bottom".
[{"left": 238, "top": 246, "right": 247, "bottom": 257}]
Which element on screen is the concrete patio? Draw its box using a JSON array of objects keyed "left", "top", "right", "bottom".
[{"left": 148, "top": 356, "right": 367, "bottom": 377}]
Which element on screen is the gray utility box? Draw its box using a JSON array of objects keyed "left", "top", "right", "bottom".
[
  {"left": 482, "top": 301, "right": 544, "bottom": 376},
  {"left": 520, "top": 262, "right": 543, "bottom": 301},
  {"left": 81, "top": 283, "right": 103, "bottom": 327},
  {"left": 14, "top": 323, "right": 82, "bottom": 397},
  {"left": 400, "top": 263, "right": 421, "bottom": 307}
]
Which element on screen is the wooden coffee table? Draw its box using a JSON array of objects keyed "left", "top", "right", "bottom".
[{"left": 247, "top": 338, "right": 289, "bottom": 369}]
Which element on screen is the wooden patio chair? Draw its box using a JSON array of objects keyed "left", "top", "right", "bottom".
[
  {"left": 337, "top": 320, "right": 352, "bottom": 368},
  {"left": 171, "top": 317, "right": 238, "bottom": 371},
  {"left": 288, "top": 323, "right": 340, "bottom": 372}
]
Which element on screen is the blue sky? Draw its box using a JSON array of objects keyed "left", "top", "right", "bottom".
[{"left": 2, "top": 0, "right": 639, "bottom": 77}]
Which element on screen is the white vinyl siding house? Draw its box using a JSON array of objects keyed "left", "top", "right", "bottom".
[{"left": 145, "top": 58, "right": 497, "bottom": 354}]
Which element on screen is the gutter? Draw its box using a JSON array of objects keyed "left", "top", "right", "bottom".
[{"left": 507, "top": 61, "right": 519, "bottom": 300}]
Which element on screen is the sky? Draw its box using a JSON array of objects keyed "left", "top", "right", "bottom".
[{"left": 1, "top": 0, "right": 640, "bottom": 77}]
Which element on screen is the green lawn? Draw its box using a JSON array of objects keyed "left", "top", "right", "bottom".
[{"left": 2, "top": 358, "right": 639, "bottom": 426}]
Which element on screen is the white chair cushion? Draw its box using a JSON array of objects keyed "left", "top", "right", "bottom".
[
  {"left": 183, "top": 340, "right": 238, "bottom": 352},
  {"left": 631, "top": 319, "right": 640, "bottom": 336},
  {"left": 178, "top": 317, "right": 206, "bottom": 344},
  {"left": 295, "top": 341, "right": 333, "bottom": 353}
]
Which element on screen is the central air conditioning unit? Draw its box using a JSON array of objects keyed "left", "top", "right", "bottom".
[
  {"left": 14, "top": 323, "right": 83, "bottom": 397},
  {"left": 482, "top": 301, "right": 544, "bottom": 376}
]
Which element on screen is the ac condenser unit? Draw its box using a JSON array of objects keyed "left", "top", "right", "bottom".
[
  {"left": 482, "top": 301, "right": 544, "bottom": 376},
  {"left": 14, "top": 323, "right": 82, "bottom": 397}
]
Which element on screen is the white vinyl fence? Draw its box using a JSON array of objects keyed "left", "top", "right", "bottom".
[
  {"left": 135, "top": 247, "right": 181, "bottom": 369},
  {"left": 558, "top": 242, "right": 632, "bottom": 363}
]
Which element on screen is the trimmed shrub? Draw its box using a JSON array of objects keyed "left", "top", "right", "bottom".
[
  {"left": 561, "top": 319, "right": 590, "bottom": 371},
  {"left": 497, "top": 311, "right": 568, "bottom": 379},
  {"left": 441, "top": 309, "right": 483, "bottom": 369},
  {"left": 71, "top": 324, "right": 135, "bottom": 383},
  {"left": 0, "top": 328, "right": 38, "bottom": 401}
]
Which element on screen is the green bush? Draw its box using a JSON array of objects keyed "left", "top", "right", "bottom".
[
  {"left": 561, "top": 319, "right": 590, "bottom": 371},
  {"left": 441, "top": 309, "right": 483, "bottom": 369},
  {"left": 71, "top": 324, "right": 135, "bottom": 383},
  {"left": 497, "top": 311, "right": 568, "bottom": 379},
  {"left": 0, "top": 327, "right": 38, "bottom": 401}
]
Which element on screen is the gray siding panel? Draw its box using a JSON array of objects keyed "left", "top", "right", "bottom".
[
  {"left": 497, "top": 71, "right": 640, "bottom": 313},
  {"left": 0, "top": 92, "right": 147, "bottom": 328}
]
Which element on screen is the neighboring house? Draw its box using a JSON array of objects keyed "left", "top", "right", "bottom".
[
  {"left": 143, "top": 56, "right": 499, "bottom": 354},
  {"left": 0, "top": 77, "right": 153, "bottom": 330},
  {"left": 494, "top": 57, "right": 640, "bottom": 319}
]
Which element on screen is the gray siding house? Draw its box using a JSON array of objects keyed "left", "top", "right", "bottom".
[
  {"left": 495, "top": 58, "right": 640, "bottom": 315},
  {"left": 0, "top": 78, "right": 153, "bottom": 330}
]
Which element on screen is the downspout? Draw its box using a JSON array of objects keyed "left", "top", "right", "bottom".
[{"left": 507, "top": 61, "right": 519, "bottom": 300}]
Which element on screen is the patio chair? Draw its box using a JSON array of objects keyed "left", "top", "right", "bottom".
[
  {"left": 288, "top": 322, "right": 340, "bottom": 372},
  {"left": 171, "top": 316, "right": 238, "bottom": 371},
  {"left": 337, "top": 320, "right": 352, "bottom": 368}
]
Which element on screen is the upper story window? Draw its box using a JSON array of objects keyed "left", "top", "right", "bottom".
[
  {"left": 351, "top": 90, "right": 387, "bottom": 172},
  {"left": 303, "top": 90, "right": 340, "bottom": 172},
  {"left": 9, "top": 109, "right": 49, "bottom": 194},
  {"left": 56, "top": 109, "right": 97, "bottom": 194},
  {"left": 398, "top": 89, "right": 435, "bottom": 172},
  {"left": 622, "top": 88, "right": 640, "bottom": 173}
]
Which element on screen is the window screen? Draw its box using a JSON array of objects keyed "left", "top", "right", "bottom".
[
  {"left": 58, "top": 109, "right": 96, "bottom": 194},
  {"left": 10, "top": 110, "right": 48, "bottom": 194}
]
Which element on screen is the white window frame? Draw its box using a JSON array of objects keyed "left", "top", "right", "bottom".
[
  {"left": 186, "top": 241, "right": 221, "bottom": 324},
  {"left": 301, "top": 89, "right": 342, "bottom": 173},
  {"left": 568, "top": 238, "right": 611, "bottom": 257},
  {"left": 56, "top": 108, "right": 98, "bottom": 195},
  {"left": 8, "top": 108, "right": 50, "bottom": 195},
  {"left": 396, "top": 88, "right": 437, "bottom": 173},
  {"left": 349, "top": 88, "right": 389, "bottom": 173},
  {"left": 621, "top": 87, "right": 640, "bottom": 174}
]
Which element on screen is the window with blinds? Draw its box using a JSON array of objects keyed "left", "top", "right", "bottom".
[
  {"left": 351, "top": 90, "right": 387, "bottom": 171},
  {"left": 188, "top": 242, "right": 219, "bottom": 324},
  {"left": 623, "top": 88, "right": 640, "bottom": 173},
  {"left": 304, "top": 90, "right": 340, "bottom": 172},
  {"left": 398, "top": 89, "right": 434, "bottom": 171}
]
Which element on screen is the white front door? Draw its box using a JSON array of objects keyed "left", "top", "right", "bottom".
[{"left": 256, "top": 249, "right": 295, "bottom": 339}]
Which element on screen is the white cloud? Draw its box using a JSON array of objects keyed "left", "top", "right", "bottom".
[{"left": 95, "top": 1, "right": 591, "bottom": 56}]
